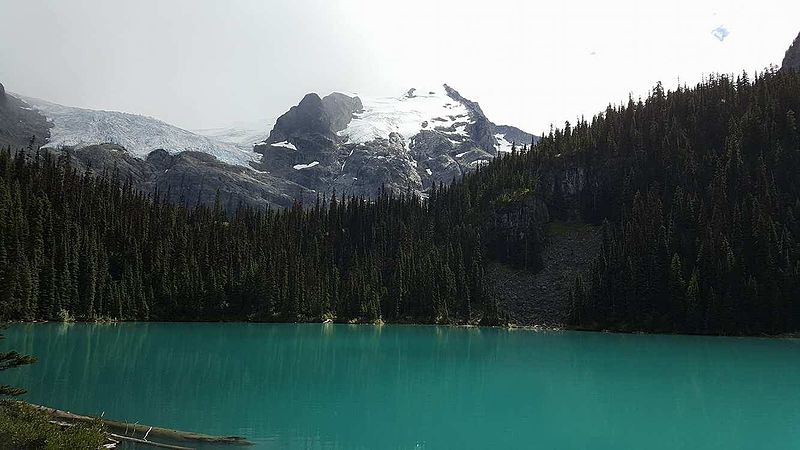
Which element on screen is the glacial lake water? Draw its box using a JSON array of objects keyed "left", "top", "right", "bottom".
[{"left": 2, "top": 323, "right": 800, "bottom": 449}]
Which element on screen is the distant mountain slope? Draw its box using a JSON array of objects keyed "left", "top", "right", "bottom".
[
  {"left": 254, "top": 84, "right": 537, "bottom": 199},
  {"left": 21, "top": 96, "right": 260, "bottom": 167},
  {"left": 1, "top": 82, "right": 534, "bottom": 211},
  {"left": 66, "top": 144, "right": 305, "bottom": 210},
  {"left": 783, "top": 30, "right": 800, "bottom": 71},
  {"left": 0, "top": 83, "right": 51, "bottom": 149}
]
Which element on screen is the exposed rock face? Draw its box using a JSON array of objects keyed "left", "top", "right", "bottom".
[
  {"left": 65, "top": 144, "right": 307, "bottom": 213},
  {"left": 252, "top": 84, "right": 536, "bottom": 201},
  {"left": 490, "top": 223, "right": 602, "bottom": 326},
  {"left": 334, "top": 132, "right": 423, "bottom": 196},
  {"left": 783, "top": 31, "right": 800, "bottom": 71},
  {"left": 0, "top": 87, "right": 51, "bottom": 149},
  {"left": 495, "top": 124, "right": 536, "bottom": 147},
  {"left": 253, "top": 92, "right": 365, "bottom": 197},
  {"left": 322, "top": 93, "right": 363, "bottom": 132},
  {"left": 265, "top": 93, "right": 334, "bottom": 143},
  {"left": 443, "top": 84, "right": 497, "bottom": 156}
]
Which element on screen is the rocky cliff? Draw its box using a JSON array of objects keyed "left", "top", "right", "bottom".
[
  {"left": 783, "top": 31, "right": 800, "bottom": 71},
  {"left": 65, "top": 144, "right": 307, "bottom": 212},
  {"left": 0, "top": 83, "right": 51, "bottom": 149}
]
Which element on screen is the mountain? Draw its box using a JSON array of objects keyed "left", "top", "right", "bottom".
[
  {"left": 254, "top": 84, "right": 536, "bottom": 199},
  {"left": 0, "top": 82, "right": 51, "bottom": 149},
  {"left": 20, "top": 96, "right": 260, "bottom": 167},
  {"left": 2, "top": 69, "right": 799, "bottom": 336},
  {"left": 1, "top": 83, "right": 534, "bottom": 211},
  {"left": 783, "top": 30, "right": 800, "bottom": 71}
]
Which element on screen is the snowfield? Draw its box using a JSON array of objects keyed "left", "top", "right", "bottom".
[
  {"left": 24, "top": 97, "right": 261, "bottom": 167},
  {"left": 192, "top": 118, "right": 272, "bottom": 147},
  {"left": 338, "top": 86, "right": 473, "bottom": 144}
]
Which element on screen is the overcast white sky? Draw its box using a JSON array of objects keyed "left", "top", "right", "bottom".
[{"left": 1, "top": 0, "right": 798, "bottom": 133}]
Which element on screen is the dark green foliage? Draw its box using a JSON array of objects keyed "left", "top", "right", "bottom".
[
  {"left": 0, "top": 401, "right": 105, "bottom": 450},
  {"left": 547, "top": 70, "right": 800, "bottom": 334},
  {"left": 0, "top": 145, "right": 542, "bottom": 324}
]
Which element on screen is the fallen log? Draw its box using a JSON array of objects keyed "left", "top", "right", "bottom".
[
  {"left": 108, "top": 433, "right": 193, "bottom": 450},
  {"left": 30, "top": 403, "right": 253, "bottom": 446}
]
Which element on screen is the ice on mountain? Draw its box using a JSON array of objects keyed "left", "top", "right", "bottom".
[
  {"left": 293, "top": 161, "right": 319, "bottom": 170},
  {"left": 337, "top": 85, "right": 473, "bottom": 144},
  {"left": 271, "top": 141, "right": 298, "bottom": 151},
  {"left": 494, "top": 133, "right": 515, "bottom": 153},
  {"left": 24, "top": 97, "right": 261, "bottom": 167},
  {"left": 192, "top": 119, "right": 272, "bottom": 147}
]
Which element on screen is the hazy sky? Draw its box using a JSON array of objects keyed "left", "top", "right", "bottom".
[{"left": 1, "top": 0, "right": 798, "bottom": 133}]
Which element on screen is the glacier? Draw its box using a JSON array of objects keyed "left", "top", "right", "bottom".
[
  {"left": 22, "top": 96, "right": 261, "bottom": 167},
  {"left": 338, "top": 86, "right": 473, "bottom": 145}
]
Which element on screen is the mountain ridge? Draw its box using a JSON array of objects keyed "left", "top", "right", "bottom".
[{"left": 1, "top": 82, "right": 534, "bottom": 211}]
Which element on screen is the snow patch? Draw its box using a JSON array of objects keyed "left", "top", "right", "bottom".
[
  {"left": 494, "top": 133, "right": 515, "bottom": 153},
  {"left": 293, "top": 161, "right": 319, "bottom": 170},
  {"left": 271, "top": 141, "right": 297, "bottom": 151},
  {"left": 338, "top": 85, "right": 473, "bottom": 144},
  {"left": 341, "top": 148, "right": 355, "bottom": 171}
]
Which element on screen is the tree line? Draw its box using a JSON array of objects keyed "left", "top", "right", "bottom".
[
  {"left": 559, "top": 69, "right": 800, "bottom": 334},
  {"left": 0, "top": 143, "right": 548, "bottom": 324},
  {"left": 1, "top": 68, "right": 799, "bottom": 335}
]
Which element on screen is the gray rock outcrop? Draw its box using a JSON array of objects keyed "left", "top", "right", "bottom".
[
  {"left": 322, "top": 92, "right": 363, "bottom": 132},
  {"left": 0, "top": 86, "right": 51, "bottom": 149},
  {"left": 65, "top": 144, "right": 307, "bottom": 213},
  {"left": 783, "top": 31, "right": 800, "bottom": 71}
]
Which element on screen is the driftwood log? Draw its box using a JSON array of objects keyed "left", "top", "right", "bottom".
[{"left": 30, "top": 403, "right": 253, "bottom": 447}]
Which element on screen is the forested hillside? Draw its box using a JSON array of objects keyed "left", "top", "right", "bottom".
[
  {"left": 0, "top": 146, "right": 545, "bottom": 324},
  {"left": 560, "top": 70, "right": 800, "bottom": 334},
  {"left": 1, "top": 69, "right": 799, "bottom": 335}
]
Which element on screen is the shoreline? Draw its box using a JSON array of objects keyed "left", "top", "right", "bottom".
[
  {"left": 9, "top": 319, "right": 799, "bottom": 340},
  {"left": 25, "top": 402, "right": 253, "bottom": 448}
]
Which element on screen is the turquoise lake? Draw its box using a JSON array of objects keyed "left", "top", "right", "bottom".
[{"left": 2, "top": 323, "right": 799, "bottom": 449}]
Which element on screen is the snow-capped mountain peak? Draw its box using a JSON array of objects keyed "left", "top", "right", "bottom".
[{"left": 338, "top": 85, "right": 473, "bottom": 144}]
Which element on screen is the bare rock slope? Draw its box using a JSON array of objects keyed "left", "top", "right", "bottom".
[{"left": 490, "top": 223, "right": 601, "bottom": 326}]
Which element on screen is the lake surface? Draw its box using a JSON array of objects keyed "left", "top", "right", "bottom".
[{"left": 2, "top": 323, "right": 799, "bottom": 449}]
